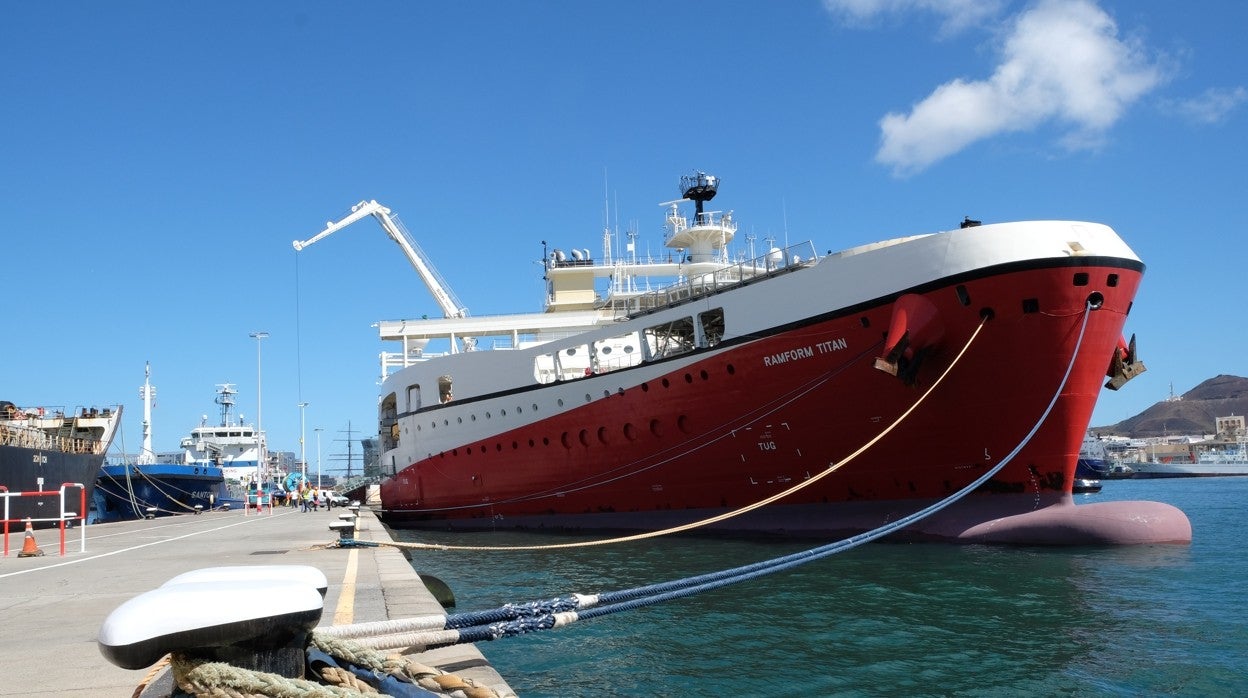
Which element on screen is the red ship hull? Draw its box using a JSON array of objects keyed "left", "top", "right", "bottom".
[{"left": 373, "top": 219, "right": 1190, "bottom": 545}]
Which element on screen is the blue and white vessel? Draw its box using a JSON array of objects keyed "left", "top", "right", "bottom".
[
  {"left": 93, "top": 364, "right": 226, "bottom": 521},
  {"left": 1075, "top": 431, "right": 1112, "bottom": 479}
]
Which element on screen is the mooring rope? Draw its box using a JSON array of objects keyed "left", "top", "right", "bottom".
[
  {"left": 319, "top": 303, "right": 1093, "bottom": 652},
  {"left": 381, "top": 315, "right": 989, "bottom": 553},
  {"left": 168, "top": 634, "right": 506, "bottom": 698}
]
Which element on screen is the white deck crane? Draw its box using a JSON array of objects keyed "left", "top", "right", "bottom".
[{"left": 292, "top": 200, "right": 468, "bottom": 319}]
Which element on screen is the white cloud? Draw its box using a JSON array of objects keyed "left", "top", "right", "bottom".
[
  {"left": 1164, "top": 86, "right": 1248, "bottom": 125},
  {"left": 823, "top": 0, "right": 1003, "bottom": 35},
  {"left": 873, "top": 0, "right": 1166, "bottom": 176}
]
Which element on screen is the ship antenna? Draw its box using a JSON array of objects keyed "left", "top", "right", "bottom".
[{"left": 680, "top": 171, "right": 719, "bottom": 218}]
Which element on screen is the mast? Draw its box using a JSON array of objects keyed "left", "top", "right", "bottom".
[
  {"left": 137, "top": 362, "right": 156, "bottom": 465},
  {"left": 214, "top": 384, "right": 238, "bottom": 426}
]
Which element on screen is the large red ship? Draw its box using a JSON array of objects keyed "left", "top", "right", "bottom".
[{"left": 299, "top": 173, "right": 1190, "bottom": 545}]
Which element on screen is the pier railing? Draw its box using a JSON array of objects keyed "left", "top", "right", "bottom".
[{"left": 0, "top": 483, "right": 87, "bottom": 556}]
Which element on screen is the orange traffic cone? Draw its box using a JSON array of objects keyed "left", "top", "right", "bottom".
[{"left": 17, "top": 519, "right": 44, "bottom": 558}]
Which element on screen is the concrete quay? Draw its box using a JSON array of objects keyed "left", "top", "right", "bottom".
[{"left": 0, "top": 504, "right": 514, "bottom": 697}]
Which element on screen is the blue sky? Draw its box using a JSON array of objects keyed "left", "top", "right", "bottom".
[{"left": 3, "top": 1, "right": 1245, "bottom": 468}]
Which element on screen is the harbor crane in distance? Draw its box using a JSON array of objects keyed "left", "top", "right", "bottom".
[{"left": 292, "top": 200, "right": 469, "bottom": 319}]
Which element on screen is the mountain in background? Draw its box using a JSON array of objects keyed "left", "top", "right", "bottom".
[{"left": 1093, "top": 375, "right": 1248, "bottom": 437}]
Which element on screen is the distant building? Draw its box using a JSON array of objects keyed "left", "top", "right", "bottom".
[
  {"left": 1215, "top": 415, "right": 1245, "bottom": 441},
  {"left": 361, "top": 438, "right": 381, "bottom": 478}
]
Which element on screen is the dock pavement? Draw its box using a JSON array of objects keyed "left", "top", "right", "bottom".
[{"left": 0, "top": 503, "right": 515, "bottom": 697}]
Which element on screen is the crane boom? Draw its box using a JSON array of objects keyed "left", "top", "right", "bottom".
[{"left": 292, "top": 200, "right": 468, "bottom": 319}]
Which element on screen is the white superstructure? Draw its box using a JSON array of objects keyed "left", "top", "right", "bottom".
[{"left": 179, "top": 384, "right": 265, "bottom": 487}]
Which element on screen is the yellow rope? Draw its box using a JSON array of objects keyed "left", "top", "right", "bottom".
[
  {"left": 392, "top": 317, "right": 988, "bottom": 552},
  {"left": 130, "top": 653, "right": 171, "bottom": 698}
]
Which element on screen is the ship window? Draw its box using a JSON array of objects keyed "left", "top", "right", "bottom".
[
  {"left": 1073, "top": 272, "right": 1089, "bottom": 286},
  {"left": 955, "top": 285, "right": 971, "bottom": 306},
  {"left": 860, "top": 317, "right": 870, "bottom": 328},
  {"left": 698, "top": 308, "right": 725, "bottom": 347},
  {"left": 406, "top": 384, "right": 422, "bottom": 411},
  {"left": 644, "top": 317, "right": 696, "bottom": 360},
  {"left": 1022, "top": 298, "right": 1040, "bottom": 314},
  {"left": 1107, "top": 273, "right": 1119, "bottom": 287}
]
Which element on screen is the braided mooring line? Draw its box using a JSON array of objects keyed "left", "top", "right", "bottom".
[{"left": 169, "top": 635, "right": 503, "bottom": 698}]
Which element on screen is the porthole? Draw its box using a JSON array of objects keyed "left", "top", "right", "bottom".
[
  {"left": 1073, "top": 272, "right": 1089, "bottom": 286},
  {"left": 650, "top": 419, "right": 663, "bottom": 437},
  {"left": 1107, "top": 273, "right": 1119, "bottom": 287},
  {"left": 641, "top": 382, "right": 650, "bottom": 392},
  {"left": 684, "top": 373, "right": 693, "bottom": 383},
  {"left": 560, "top": 432, "right": 571, "bottom": 448},
  {"left": 624, "top": 423, "right": 638, "bottom": 441},
  {"left": 602, "top": 346, "right": 613, "bottom": 355},
  {"left": 727, "top": 364, "right": 735, "bottom": 375},
  {"left": 662, "top": 378, "right": 670, "bottom": 388},
  {"left": 677, "top": 415, "right": 690, "bottom": 433},
  {"left": 542, "top": 436, "right": 550, "bottom": 446},
  {"left": 558, "top": 398, "right": 565, "bottom": 407},
  {"left": 700, "top": 370, "right": 708, "bottom": 381},
  {"left": 578, "top": 429, "right": 590, "bottom": 447},
  {"left": 532, "top": 403, "right": 538, "bottom": 411},
  {"left": 598, "top": 426, "right": 609, "bottom": 444},
  {"left": 584, "top": 393, "right": 592, "bottom": 402}
]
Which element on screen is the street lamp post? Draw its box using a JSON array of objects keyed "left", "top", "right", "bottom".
[
  {"left": 315, "top": 427, "right": 324, "bottom": 491},
  {"left": 249, "top": 331, "right": 269, "bottom": 497},
  {"left": 298, "top": 402, "right": 309, "bottom": 485}
]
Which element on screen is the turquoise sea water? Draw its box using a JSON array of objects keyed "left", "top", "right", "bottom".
[{"left": 396, "top": 478, "right": 1247, "bottom": 696}]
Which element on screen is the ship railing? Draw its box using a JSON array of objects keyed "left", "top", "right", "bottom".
[
  {"left": 0, "top": 483, "right": 88, "bottom": 557},
  {"left": 663, "top": 209, "right": 738, "bottom": 244},
  {"left": 610, "top": 241, "right": 819, "bottom": 320},
  {"left": 0, "top": 423, "right": 101, "bottom": 454}
]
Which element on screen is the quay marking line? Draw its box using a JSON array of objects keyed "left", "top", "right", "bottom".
[
  {"left": 333, "top": 547, "right": 359, "bottom": 625},
  {"left": 0, "top": 513, "right": 290, "bottom": 580}
]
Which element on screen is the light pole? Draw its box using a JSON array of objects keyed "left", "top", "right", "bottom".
[
  {"left": 315, "top": 427, "right": 324, "bottom": 491},
  {"left": 249, "top": 331, "right": 269, "bottom": 495},
  {"left": 298, "top": 402, "right": 309, "bottom": 485}
]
